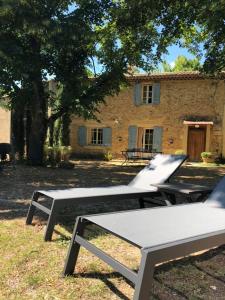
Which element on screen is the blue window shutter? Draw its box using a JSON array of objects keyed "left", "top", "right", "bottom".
[
  {"left": 133, "top": 83, "right": 142, "bottom": 105},
  {"left": 153, "top": 127, "right": 163, "bottom": 152},
  {"left": 103, "top": 127, "right": 112, "bottom": 146},
  {"left": 128, "top": 126, "right": 137, "bottom": 149},
  {"left": 152, "top": 83, "right": 160, "bottom": 104},
  {"left": 78, "top": 126, "right": 87, "bottom": 146}
]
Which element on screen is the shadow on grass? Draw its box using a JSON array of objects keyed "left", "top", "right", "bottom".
[
  {"left": 193, "top": 262, "right": 225, "bottom": 284},
  {"left": 0, "top": 199, "right": 30, "bottom": 219},
  {"left": 66, "top": 245, "right": 225, "bottom": 299},
  {"left": 68, "top": 271, "right": 132, "bottom": 300},
  {"left": 0, "top": 162, "right": 142, "bottom": 222},
  {"left": 73, "top": 269, "right": 189, "bottom": 299},
  {"left": 1, "top": 162, "right": 224, "bottom": 223}
]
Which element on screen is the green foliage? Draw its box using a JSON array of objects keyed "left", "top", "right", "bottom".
[
  {"left": 104, "top": 151, "right": 113, "bottom": 161},
  {"left": 0, "top": 0, "right": 177, "bottom": 165},
  {"left": 44, "top": 145, "right": 72, "bottom": 166},
  {"left": 201, "top": 152, "right": 213, "bottom": 158},
  {"left": 162, "top": 56, "right": 201, "bottom": 72},
  {"left": 157, "top": 1, "right": 225, "bottom": 74}
]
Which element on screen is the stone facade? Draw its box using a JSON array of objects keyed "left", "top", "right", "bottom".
[
  {"left": 70, "top": 72, "right": 225, "bottom": 161},
  {"left": 0, "top": 108, "right": 11, "bottom": 143}
]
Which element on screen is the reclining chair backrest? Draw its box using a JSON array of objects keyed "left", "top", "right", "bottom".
[
  {"left": 205, "top": 175, "right": 225, "bottom": 208},
  {"left": 128, "top": 154, "right": 187, "bottom": 189}
]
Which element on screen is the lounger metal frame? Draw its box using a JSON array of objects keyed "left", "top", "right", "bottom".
[
  {"left": 26, "top": 154, "right": 187, "bottom": 241},
  {"left": 63, "top": 213, "right": 225, "bottom": 300},
  {"left": 26, "top": 190, "right": 160, "bottom": 241}
]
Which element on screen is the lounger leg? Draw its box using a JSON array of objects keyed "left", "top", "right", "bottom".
[
  {"left": 63, "top": 217, "right": 85, "bottom": 276},
  {"left": 44, "top": 200, "right": 58, "bottom": 241},
  {"left": 138, "top": 197, "right": 145, "bottom": 208},
  {"left": 133, "top": 251, "right": 155, "bottom": 300},
  {"left": 161, "top": 192, "right": 173, "bottom": 206},
  {"left": 26, "top": 192, "right": 39, "bottom": 225}
]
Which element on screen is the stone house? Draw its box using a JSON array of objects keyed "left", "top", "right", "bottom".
[
  {"left": 70, "top": 72, "right": 225, "bottom": 161},
  {"left": 0, "top": 72, "right": 225, "bottom": 161}
]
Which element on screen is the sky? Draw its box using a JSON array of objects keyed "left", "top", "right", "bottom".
[{"left": 162, "top": 45, "right": 200, "bottom": 67}]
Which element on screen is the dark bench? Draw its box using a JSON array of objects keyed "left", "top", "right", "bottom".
[{"left": 121, "top": 148, "right": 162, "bottom": 164}]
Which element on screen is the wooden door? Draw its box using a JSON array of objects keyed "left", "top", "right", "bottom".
[{"left": 187, "top": 127, "right": 206, "bottom": 161}]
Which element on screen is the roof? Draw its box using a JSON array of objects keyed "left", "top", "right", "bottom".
[{"left": 126, "top": 71, "right": 225, "bottom": 81}]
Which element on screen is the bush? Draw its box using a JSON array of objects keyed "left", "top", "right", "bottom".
[
  {"left": 44, "top": 145, "right": 73, "bottom": 166},
  {"left": 201, "top": 152, "right": 213, "bottom": 158},
  {"left": 104, "top": 151, "right": 113, "bottom": 161},
  {"left": 71, "top": 152, "right": 105, "bottom": 160},
  {"left": 60, "top": 146, "right": 72, "bottom": 162}
]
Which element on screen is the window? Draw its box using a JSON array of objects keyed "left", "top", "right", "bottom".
[
  {"left": 90, "top": 128, "right": 103, "bottom": 145},
  {"left": 142, "top": 129, "right": 153, "bottom": 151},
  {"left": 142, "top": 85, "right": 153, "bottom": 104}
]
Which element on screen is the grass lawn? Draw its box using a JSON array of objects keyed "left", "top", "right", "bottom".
[{"left": 1, "top": 160, "right": 225, "bottom": 299}]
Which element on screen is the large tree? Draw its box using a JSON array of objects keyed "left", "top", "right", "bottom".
[
  {"left": 162, "top": 55, "right": 201, "bottom": 72},
  {"left": 156, "top": 0, "right": 225, "bottom": 74},
  {"left": 0, "top": 0, "right": 170, "bottom": 164},
  {"left": 119, "top": 1, "right": 224, "bottom": 73}
]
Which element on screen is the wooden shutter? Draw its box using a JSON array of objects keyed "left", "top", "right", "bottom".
[
  {"left": 152, "top": 83, "right": 160, "bottom": 104},
  {"left": 137, "top": 127, "right": 144, "bottom": 149},
  {"left": 133, "top": 83, "right": 142, "bottom": 106},
  {"left": 103, "top": 127, "right": 112, "bottom": 146},
  {"left": 78, "top": 126, "right": 87, "bottom": 146},
  {"left": 153, "top": 126, "right": 163, "bottom": 152},
  {"left": 128, "top": 126, "right": 137, "bottom": 149}
]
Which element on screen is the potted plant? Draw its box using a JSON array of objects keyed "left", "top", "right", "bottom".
[
  {"left": 201, "top": 152, "right": 214, "bottom": 163},
  {"left": 104, "top": 150, "right": 113, "bottom": 161}
]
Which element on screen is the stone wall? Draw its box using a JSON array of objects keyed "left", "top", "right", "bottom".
[{"left": 0, "top": 108, "right": 11, "bottom": 143}]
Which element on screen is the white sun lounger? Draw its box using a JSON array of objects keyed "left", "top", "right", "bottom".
[
  {"left": 63, "top": 175, "right": 225, "bottom": 299},
  {"left": 26, "top": 154, "right": 186, "bottom": 241}
]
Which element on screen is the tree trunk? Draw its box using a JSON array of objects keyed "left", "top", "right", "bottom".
[
  {"left": 25, "top": 109, "right": 31, "bottom": 157},
  {"left": 27, "top": 79, "right": 47, "bottom": 165},
  {"left": 61, "top": 113, "right": 71, "bottom": 146},
  {"left": 48, "top": 119, "right": 54, "bottom": 147},
  {"left": 11, "top": 107, "right": 25, "bottom": 159}
]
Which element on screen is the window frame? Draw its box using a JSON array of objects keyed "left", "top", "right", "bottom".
[
  {"left": 142, "top": 84, "right": 153, "bottom": 104},
  {"left": 89, "top": 128, "right": 104, "bottom": 145},
  {"left": 142, "top": 128, "right": 154, "bottom": 151}
]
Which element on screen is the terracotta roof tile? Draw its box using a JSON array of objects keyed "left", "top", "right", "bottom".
[{"left": 126, "top": 71, "right": 225, "bottom": 81}]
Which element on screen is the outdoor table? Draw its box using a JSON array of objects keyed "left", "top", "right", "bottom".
[
  {"left": 121, "top": 149, "right": 162, "bottom": 165},
  {"left": 153, "top": 182, "right": 213, "bottom": 205}
]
